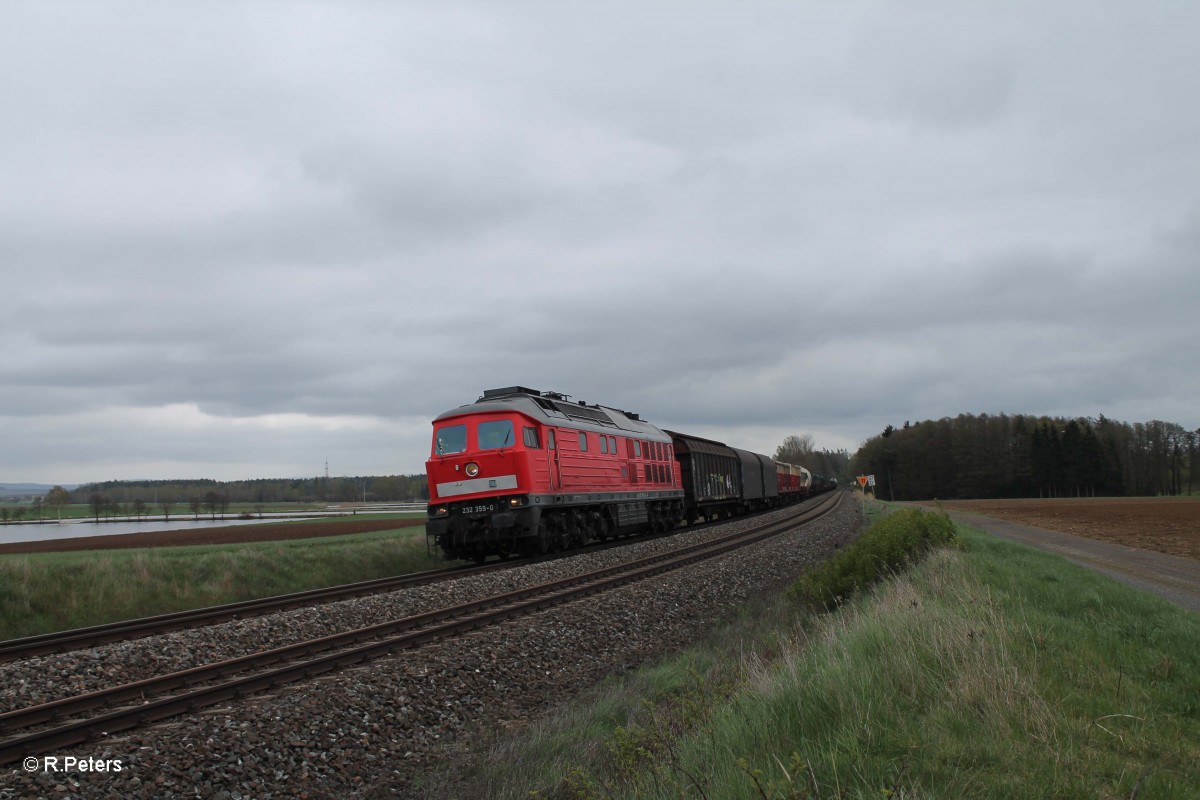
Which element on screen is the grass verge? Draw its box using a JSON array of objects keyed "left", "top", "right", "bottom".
[
  {"left": 454, "top": 515, "right": 1200, "bottom": 799},
  {"left": 0, "top": 526, "right": 450, "bottom": 640}
]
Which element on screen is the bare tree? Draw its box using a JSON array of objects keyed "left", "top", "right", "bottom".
[
  {"left": 774, "top": 434, "right": 815, "bottom": 464},
  {"left": 203, "top": 491, "right": 221, "bottom": 520},
  {"left": 46, "top": 485, "right": 71, "bottom": 520},
  {"left": 88, "top": 493, "right": 107, "bottom": 523}
]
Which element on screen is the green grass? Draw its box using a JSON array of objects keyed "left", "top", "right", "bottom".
[
  {"left": 454, "top": 518, "right": 1200, "bottom": 799},
  {"left": 789, "top": 506, "right": 957, "bottom": 610},
  {"left": 0, "top": 525, "right": 453, "bottom": 640}
]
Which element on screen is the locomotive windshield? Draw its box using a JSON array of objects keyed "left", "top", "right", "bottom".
[
  {"left": 434, "top": 424, "right": 467, "bottom": 455},
  {"left": 478, "top": 419, "right": 515, "bottom": 450}
]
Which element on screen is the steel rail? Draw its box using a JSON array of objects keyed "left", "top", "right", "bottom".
[
  {"left": 0, "top": 492, "right": 842, "bottom": 765},
  {"left": 0, "top": 497, "right": 822, "bottom": 662},
  {"left": 0, "top": 561, "right": 514, "bottom": 663}
]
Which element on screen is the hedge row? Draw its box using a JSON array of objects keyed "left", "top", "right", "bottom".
[{"left": 789, "top": 507, "right": 957, "bottom": 610}]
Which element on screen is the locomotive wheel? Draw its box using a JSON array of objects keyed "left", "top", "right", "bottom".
[
  {"left": 562, "top": 512, "right": 576, "bottom": 549},
  {"left": 495, "top": 532, "right": 517, "bottom": 561},
  {"left": 592, "top": 513, "right": 610, "bottom": 542},
  {"left": 536, "top": 519, "right": 556, "bottom": 554},
  {"left": 565, "top": 510, "right": 584, "bottom": 549}
]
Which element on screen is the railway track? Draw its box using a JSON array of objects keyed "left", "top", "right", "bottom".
[
  {"left": 0, "top": 561, "right": 511, "bottom": 664},
  {"left": 0, "top": 491, "right": 841, "bottom": 765},
  {"left": 0, "top": 500, "right": 818, "bottom": 663}
]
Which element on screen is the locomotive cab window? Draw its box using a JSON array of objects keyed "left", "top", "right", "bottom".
[
  {"left": 478, "top": 420, "right": 515, "bottom": 450},
  {"left": 523, "top": 427, "right": 541, "bottom": 449},
  {"left": 435, "top": 424, "right": 467, "bottom": 455},
  {"left": 548, "top": 430, "right": 556, "bottom": 449}
]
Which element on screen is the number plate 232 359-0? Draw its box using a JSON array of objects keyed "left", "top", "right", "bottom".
[{"left": 461, "top": 504, "right": 496, "bottom": 516}]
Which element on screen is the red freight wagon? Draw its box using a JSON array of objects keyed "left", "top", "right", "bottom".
[{"left": 774, "top": 461, "right": 812, "bottom": 499}]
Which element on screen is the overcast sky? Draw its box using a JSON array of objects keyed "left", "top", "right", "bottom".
[{"left": 2, "top": 1, "right": 1198, "bottom": 484}]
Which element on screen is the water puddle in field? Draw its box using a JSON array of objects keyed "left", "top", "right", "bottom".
[
  {"left": 0, "top": 517, "right": 302, "bottom": 544},
  {"left": 0, "top": 505, "right": 425, "bottom": 544}
]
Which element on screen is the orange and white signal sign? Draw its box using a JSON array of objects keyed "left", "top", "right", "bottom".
[{"left": 857, "top": 475, "right": 869, "bottom": 488}]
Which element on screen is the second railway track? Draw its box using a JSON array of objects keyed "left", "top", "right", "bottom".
[
  {"left": 0, "top": 491, "right": 843, "bottom": 765},
  {"left": 0, "top": 505, "right": 784, "bottom": 664}
]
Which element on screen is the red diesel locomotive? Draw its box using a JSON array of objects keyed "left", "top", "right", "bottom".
[
  {"left": 425, "top": 387, "right": 685, "bottom": 561},
  {"left": 424, "top": 387, "right": 828, "bottom": 562}
]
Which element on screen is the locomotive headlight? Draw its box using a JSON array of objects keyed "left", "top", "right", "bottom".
[
  {"left": 430, "top": 505, "right": 449, "bottom": 518},
  {"left": 465, "top": 462, "right": 480, "bottom": 477},
  {"left": 508, "top": 496, "right": 527, "bottom": 507}
]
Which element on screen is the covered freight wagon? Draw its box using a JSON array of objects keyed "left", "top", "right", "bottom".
[{"left": 666, "top": 431, "right": 778, "bottom": 521}]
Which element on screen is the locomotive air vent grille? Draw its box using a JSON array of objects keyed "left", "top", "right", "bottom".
[{"left": 550, "top": 400, "right": 617, "bottom": 427}]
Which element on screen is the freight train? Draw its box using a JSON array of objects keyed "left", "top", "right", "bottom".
[{"left": 424, "top": 387, "right": 837, "bottom": 562}]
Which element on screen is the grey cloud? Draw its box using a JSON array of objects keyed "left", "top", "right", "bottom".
[{"left": 2, "top": 0, "right": 1198, "bottom": 481}]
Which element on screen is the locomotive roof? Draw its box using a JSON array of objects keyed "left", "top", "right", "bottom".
[{"left": 433, "top": 387, "right": 671, "bottom": 440}]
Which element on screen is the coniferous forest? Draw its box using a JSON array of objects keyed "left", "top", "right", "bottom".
[{"left": 851, "top": 414, "right": 1198, "bottom": 501}]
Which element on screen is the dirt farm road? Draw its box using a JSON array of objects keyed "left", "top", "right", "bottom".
[{"left": 931, "top": 507, "right": 1200, "bottom": 615}]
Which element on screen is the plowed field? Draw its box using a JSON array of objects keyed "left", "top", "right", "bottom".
[
  {"left": 0, "top": 518, "right": 425, "bottom": 555},
  {"left": 931, "top": 497, "right": 1200, "bottom": 561}
]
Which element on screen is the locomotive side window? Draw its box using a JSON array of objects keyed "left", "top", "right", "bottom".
[
  {"left": 579, "top": 432, "right": 588, "bottom": 451},
  {"left": 634, "top": 440, "right": 641, "bottom": 458},
  {"left": 548, "top": 430, "right": 556, "bottom": 449},
  {"left": 435, "top": 424, "right": 467, "bottom": 455},
  {"left": 478, "top": 420, "right": 515, "bottom": 450},
  {"left": 523, "top": 427, "right": 541, "bottom": 449},
  {"left": 600, "top": 436, "right": 608, "bottom": 454},
  {"left": 609, "top": 436, "right": 617, "bottom": 453}
]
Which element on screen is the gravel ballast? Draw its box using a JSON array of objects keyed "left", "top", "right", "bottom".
[{"left": 2, "top": 497, "right": 860, "bottom": 799}]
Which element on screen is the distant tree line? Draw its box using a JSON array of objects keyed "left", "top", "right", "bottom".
[
  {"left": 67, "top": 474, "right": 429, "bottom": 511},
  {"left": 773, "top": 434, "right": 851, "bottom": 483},
  {"left": 851, "top": 414, "right": 1198, "bottom": 501}
]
